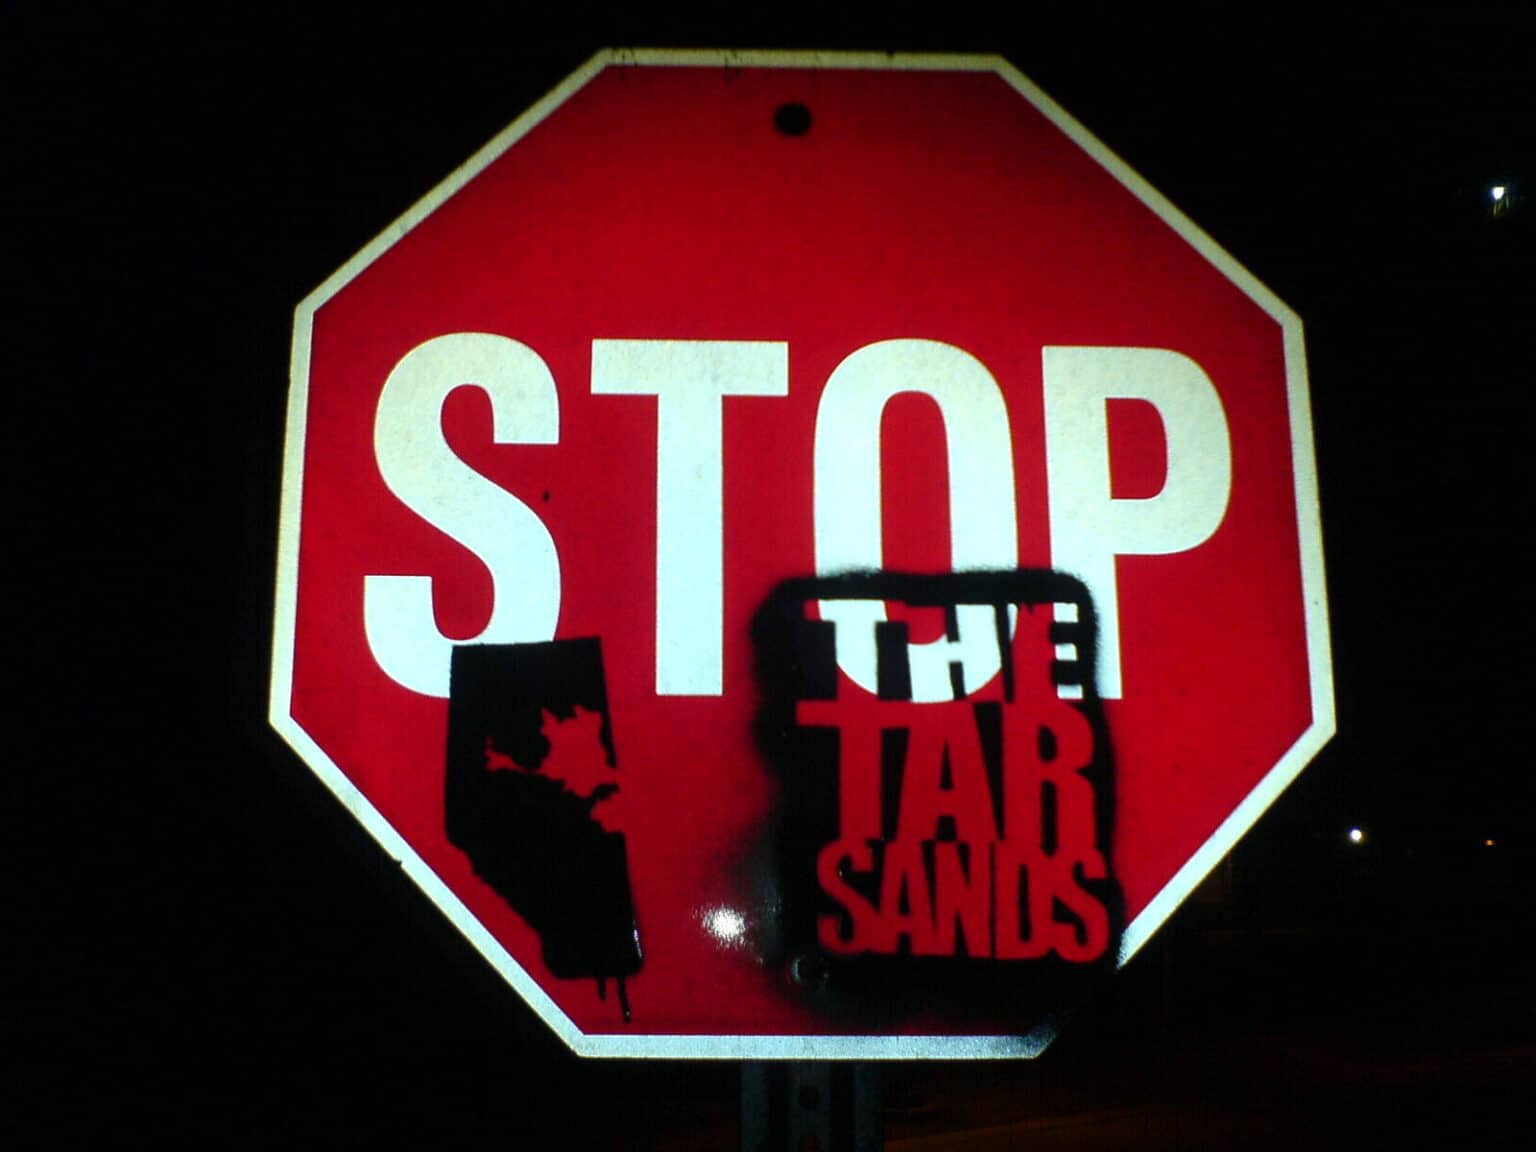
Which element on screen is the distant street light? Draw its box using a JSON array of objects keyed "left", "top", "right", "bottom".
[{"left": 1347, "top": 827, "right": 1364, "bottom": 844}]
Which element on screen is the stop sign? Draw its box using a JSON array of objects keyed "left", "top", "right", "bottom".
[{"left": 273, "top": 50, "right": 1332, "bottom": 1058}]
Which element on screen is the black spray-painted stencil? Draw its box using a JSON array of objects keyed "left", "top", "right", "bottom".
[
  {"left": 749, "top": 570, "right": 1122, "bottom": 1028},
  {"left": 445, "top": 639, "right": 642, "bottom": 1021}
]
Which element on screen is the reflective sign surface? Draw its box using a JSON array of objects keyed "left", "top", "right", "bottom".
[{"left": 273, "top": 51, "right": 1332, "bottom": 1057}]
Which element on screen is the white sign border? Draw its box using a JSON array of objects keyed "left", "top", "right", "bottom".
[{"left": 273, "top": 48, "right": 1334, "bottom": 1060}]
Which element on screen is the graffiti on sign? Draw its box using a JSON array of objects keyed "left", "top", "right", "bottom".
[
  {"left": 446, "top": 640, "right": 642, "bottom": 1020},
  {"left": 748, "top": 570, "right": 1120, "bottom": 1024}
]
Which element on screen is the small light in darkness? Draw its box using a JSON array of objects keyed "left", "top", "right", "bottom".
[
  {"left": 1484, "top": 838, "right": 1496, "bottom": 847},
  {"left": 1347, "top": 827, "right": 1364, "bottom": 844},
  {"left": 1491, "top": 185, "right": 1507, "bottom": 202}
]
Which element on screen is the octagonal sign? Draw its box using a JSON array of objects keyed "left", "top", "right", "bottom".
[{"left": 273, "top": 50, "right": 1332, "bottom": 1058}]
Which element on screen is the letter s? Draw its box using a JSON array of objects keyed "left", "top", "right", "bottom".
[{"left": 364, "top": 333, "right": 560, "bottom": 697}]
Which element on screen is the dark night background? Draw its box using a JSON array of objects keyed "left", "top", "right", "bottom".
[{"left": 12, "top": 4, "right": 1534, "bottom": 1147}]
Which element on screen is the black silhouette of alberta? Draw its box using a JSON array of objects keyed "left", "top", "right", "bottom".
[{"left": 445, "top": 639, "right": 641, "bottom": 1021}]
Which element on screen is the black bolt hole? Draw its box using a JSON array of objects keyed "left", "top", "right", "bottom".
[
  {"left": 789, "top": 953, "right": 829, "bottom": 989},
  {"left": 775, "top": 102, "right": 812, "bottom": 136}
]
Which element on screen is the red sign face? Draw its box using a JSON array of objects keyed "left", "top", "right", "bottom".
[{"left": 273, "top": 51, "right": 1332, "bottom": 1058}]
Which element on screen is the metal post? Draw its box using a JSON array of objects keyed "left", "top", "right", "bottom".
[{"left": 741, "top": 1062, "right": 882, "bottom": 1152}]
